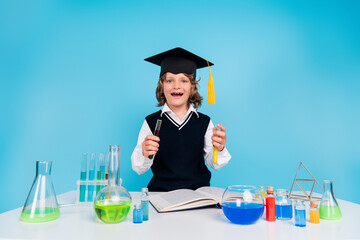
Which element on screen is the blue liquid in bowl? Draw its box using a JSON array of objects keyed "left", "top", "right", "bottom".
[{"left": 222, "top": 202, "right": 264, "bottom": 225}]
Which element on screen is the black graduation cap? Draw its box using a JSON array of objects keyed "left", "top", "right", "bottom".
[
  {"left": 144, "top": 47, "right": 214, "bottom": 79},
  {"left": 144, "top": 47, "right": 216, "bottom": 105}
]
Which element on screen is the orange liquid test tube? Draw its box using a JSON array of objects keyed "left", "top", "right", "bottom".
[{"left": 310, "top": 200, "right": 320, "bottom": 224}]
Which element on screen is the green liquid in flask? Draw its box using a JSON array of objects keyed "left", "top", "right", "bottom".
[
  {"left": 21, "top": 208, "right": 60, "bottom": 223},
  {"left": 319, "top": 205, "right": 342, "bottom": 220},
  {"left": 94, "top": 200, "right": 131, "bottom": 223}
]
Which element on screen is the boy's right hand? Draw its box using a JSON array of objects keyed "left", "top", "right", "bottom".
[{"left": 142, "top": 135, "right": 160, "bottom": 159}]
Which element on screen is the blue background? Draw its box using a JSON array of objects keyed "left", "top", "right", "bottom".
[{"left": 1, "top": 0, "right": 359, "bottom": 213}]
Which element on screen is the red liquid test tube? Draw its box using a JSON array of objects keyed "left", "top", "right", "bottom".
[{"left": 266, "top": 186, "right": 276, "bottom": 222}]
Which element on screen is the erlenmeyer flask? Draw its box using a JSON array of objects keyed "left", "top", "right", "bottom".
[
  {"left": 94, "top": 145, "right": 132, "bottom": 223},
  {"left": 319, "top": 180, "right": 342, "bottom": 220},
  {"left": 21, "top": 161, "right": 59, "bottom": 223}
]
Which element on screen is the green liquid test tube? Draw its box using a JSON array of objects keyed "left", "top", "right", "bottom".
[{"left": 96, "top": 153, "right": 105, "bottom": 195}]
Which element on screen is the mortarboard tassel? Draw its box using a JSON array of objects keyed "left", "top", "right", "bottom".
[
  {"left": 206, "top": 60, "right": 215, "bottom": 105},
  {"left": 206, "top": 60, "right": 218, "bottom": 164}
]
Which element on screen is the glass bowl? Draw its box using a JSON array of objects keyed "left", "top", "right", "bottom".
[{"left": 222, "top": 185, "right": 264, "bottom": 225}]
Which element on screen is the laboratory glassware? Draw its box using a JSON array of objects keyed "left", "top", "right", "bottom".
[
  {"left": 266, "top": 186, "right": 276, "bottom": 222},
  {"left": 141, "top": 188, "right": 149, "bottom": 221},
  {"left": 222, "top": 185, "right": 264, "bottom": 225},
  {"left": 79, "top": 153, "right": 88, "bottom": 202},
  {"left": 295, "top": 200, "right": 306, "bottom": 227},
  {"left": 21, "top": 161, "right": 59, "bottom": 223},
  {"left": 94, "top": 145, "right": 132, "bottom": 223},
  {"left": 149, "top": 119, "right": 162, "bottom": 160},
  {"left": 319, "top": 180, "right": 342, "bottom": 220},
  {"left": 310, "top": 200, "right": 320, "bottom": 224},
  {"left": 87, "top": 153, "right": 96, "bottom": 202},
  {"left": 105, "top": 153, "right": 109, "bottom": 181},
  {"left": 133, "top": 204, "right": 143, "bottom": 224},
  {"left": 275, "top": 189, "right": 292, "bottom": 220},
  {"left": 96, "top": 153, "right": 105, "bottom": 195},
  {"left": 259, "top": 186, "right": 266, "bottom": 199}
]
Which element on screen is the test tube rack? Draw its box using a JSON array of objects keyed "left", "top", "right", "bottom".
[
  {"left": 76, "top": 180, "right": 108, "bottom": 204},
  {"left": 76, "top": 178, "right": 123, "bottom": 204}
]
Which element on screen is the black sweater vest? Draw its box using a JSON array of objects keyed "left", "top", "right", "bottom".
[{"left": 145, "top": 110, "right": 211, "bottom": 191}]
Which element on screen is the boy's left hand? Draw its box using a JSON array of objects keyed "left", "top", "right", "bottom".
[{"left": 212, "top": 124, "right": 227, "bottom": 151}]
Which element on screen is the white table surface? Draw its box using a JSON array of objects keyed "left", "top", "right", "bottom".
[{"left": 0, "top": 191, "right": 359, "bottom": 240}]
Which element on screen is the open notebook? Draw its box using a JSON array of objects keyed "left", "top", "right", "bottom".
[{"left": 148, "top": 187, "right": 225, "bottom": 213}]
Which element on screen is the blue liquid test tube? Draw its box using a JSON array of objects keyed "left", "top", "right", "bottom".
[
  {"left": 295, "top": 200, "right": 306, "bottom": 227},
  {"left": 133, "top": 204, "right": 143, "bottom": 224},
  {"left": 141, "top": 188, "right": 149, "bottom": 221},
  {"left": 87, "top": 153, "right": 96, "bottom": 202},
  {"left": 79, "top": 153, "right": 88, "bottom": 202}
]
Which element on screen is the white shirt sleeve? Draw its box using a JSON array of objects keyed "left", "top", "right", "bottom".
[
  {"left": 131, "top": 120, "right": 154, "bottom": 175},
  {"left": 204, "top": 120, "right": 231, "bottom": 170}
]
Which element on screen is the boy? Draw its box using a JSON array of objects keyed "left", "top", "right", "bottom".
[{"left": 131, "top": 47, "right": 231, "bottom": 191}]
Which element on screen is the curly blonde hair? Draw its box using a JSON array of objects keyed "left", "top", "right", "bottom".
[{"left": 155, "top": 73, "right": 203, "bottom": 109}]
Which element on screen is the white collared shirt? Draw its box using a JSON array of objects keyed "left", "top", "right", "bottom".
[{"left": 131, "top": 103, "right": 231, "bottom": 175}]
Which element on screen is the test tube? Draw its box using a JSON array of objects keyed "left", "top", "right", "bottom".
[
  {"left": 87, "top": 153, "right": 96, "bottom": 202},
  {"left": 141, "top": 188, "right": 149, "bottom": 221},
  {"left": 79, "top": 153, "right": 88, "bottom": 202},
  {"left": 213, "top": 125, "right": 220, "bottom": 164},
  {"left": 96, "top": 153, "right": 105, "bottom": 195},
  {"left": 149, "top": 119, "right": 162, "bottom": 160},
  {"left": 266, "top": 186, "right": 276, "bottom": 222},
  {"left": 133, "top": 204, "right": 143, "bottom": 224},
  {"left": 295, "top": 200, "right": 306, "bottom": 227},
  {"left": 105, "top": 153, "right": 110, "bottom": 181}
]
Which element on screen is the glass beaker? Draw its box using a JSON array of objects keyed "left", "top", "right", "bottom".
[
  {"left": 20, "top": 161, "right": 59, "bottom": 223},
  {"left": 222, "top": 185, "right": 264, "bottom": 225},
  {"left": 319, "top": 180, "right": 342, "bottom": 220},
  {"left": 275, "top": 189, "right": 292, "bottom": 220},
  {"left": 94, "top": 145, "right": 132, "bottom": 223}
]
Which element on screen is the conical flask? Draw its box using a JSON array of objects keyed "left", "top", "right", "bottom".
[
  {"left": 94, "top": 145, "right": 132, "bottom": 223},
  {"left": 319, "top": 180, "right": 342, "bottom": 220},
  {"left": 21, "top": 161, "right": 59, "bottom": 223}
]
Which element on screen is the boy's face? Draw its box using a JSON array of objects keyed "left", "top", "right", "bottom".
[{"left": 163, "top": 72, "right": 191, "bottom": 110}]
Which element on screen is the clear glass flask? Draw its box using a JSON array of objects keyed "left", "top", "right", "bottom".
[
  {"left": 20, "top": 161, "right": 60, "bottom": 223},
  {"left": 94, "top": 145, "right": 132, "bottom": 223},
  {"left": 319, "top": 180, "right": 342, "bottom": 220}
]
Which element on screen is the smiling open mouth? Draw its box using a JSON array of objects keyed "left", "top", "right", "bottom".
[{"left": 171, "top": 92, "right": 183, "bottom": 97}]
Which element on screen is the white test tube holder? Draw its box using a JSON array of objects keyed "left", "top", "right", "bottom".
[
  {"left": 76, "top": 180, "right": 108, "bottom": 204},
  {"left": 76, "top": 179, "right": 123, "bottom": 204}
]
